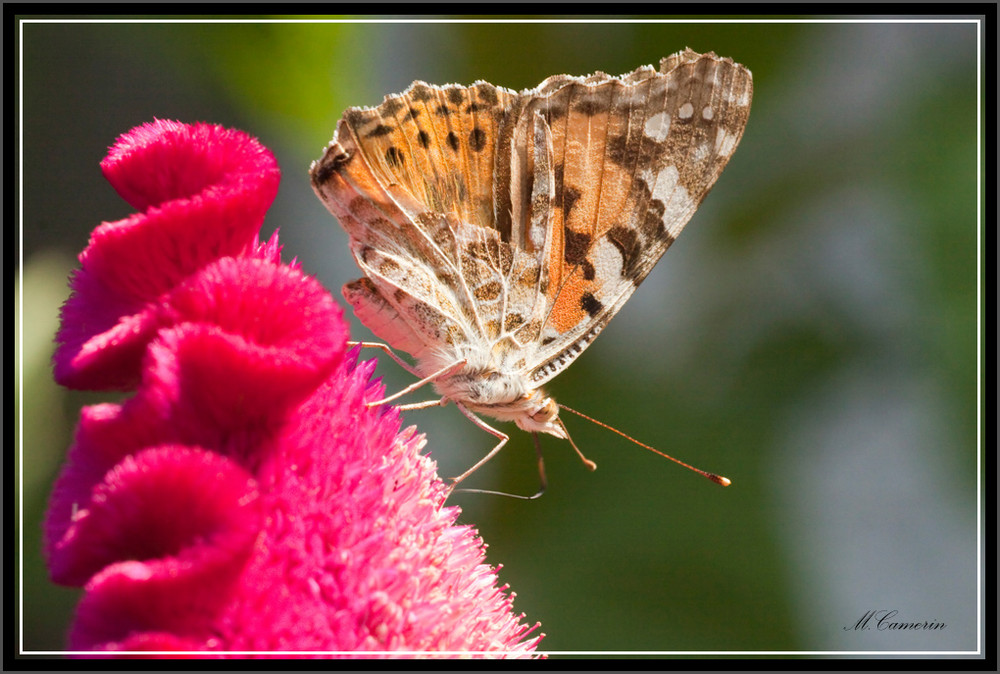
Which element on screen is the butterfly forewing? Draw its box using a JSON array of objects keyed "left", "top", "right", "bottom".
[
  {"left": 338, "top": 81, "right": 518, "bottom": 233},
  {"left": 521, "top": 51, "right": 753, "bottom": 384}
]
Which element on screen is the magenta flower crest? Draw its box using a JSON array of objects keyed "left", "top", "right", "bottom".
[{"left": 44, "top": 120, "right": 542, "bottom": 656}]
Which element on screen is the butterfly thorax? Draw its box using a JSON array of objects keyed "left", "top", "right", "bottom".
[{"left": 425, "top": 347, "right": 566, "bottom": 438}]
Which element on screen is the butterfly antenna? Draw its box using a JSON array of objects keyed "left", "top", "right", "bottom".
[
  {"left": 450, "top": 434, "right": 548, "bottom": 500},
  {"left": 558, "top": 403, "right": 731, "bottom": 487}
]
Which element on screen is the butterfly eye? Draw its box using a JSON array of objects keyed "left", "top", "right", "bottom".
[{"left": 530, "top": 397, "right": 558, "bottom": 423}]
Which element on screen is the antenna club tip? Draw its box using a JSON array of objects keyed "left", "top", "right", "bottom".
[
  {"left": 584, "top": 459, "right": 597, "bottom": 471},
  {"left": 711, "top": 474, "right": 732, "bottom": 487}
]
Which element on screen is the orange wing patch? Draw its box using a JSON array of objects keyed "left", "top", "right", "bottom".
[{"left": 338, "top": 81, "right": 518, "bottom": 233}]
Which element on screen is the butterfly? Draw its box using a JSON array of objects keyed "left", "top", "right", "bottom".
[{"left": 310, "top": 48, "right": 752, "bottom": 489}]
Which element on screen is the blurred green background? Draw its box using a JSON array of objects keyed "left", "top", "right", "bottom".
[{"left": 16, "top": 19, "right": 980, "bottom": 655}]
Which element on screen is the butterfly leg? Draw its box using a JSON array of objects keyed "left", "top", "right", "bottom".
[
  {"left": 395, "top": 397, "right": 448, "bottom": 412},
  {"left": 348, "top": 341, "right": 422, "bottom": 377},
  {"left": 364, "top": 358, "right": 468, "bottom": 407},
  {"left": 446, "top": 403, "right": 511, "bottom": 493},
  {"left": 349, "top": 341, "right": 467, "bottom": 408},
  {"left": 450, "top": 433, "right": 548, "bottom": 500},
  {"left": 530, "top": 432, "right": 548, "bottom": 497}
]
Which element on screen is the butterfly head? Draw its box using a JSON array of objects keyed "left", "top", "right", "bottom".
[{"left": 512, "top": 392, "right": 565, "bottom": 438}]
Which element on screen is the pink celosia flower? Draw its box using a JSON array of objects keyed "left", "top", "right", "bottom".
[{"left": 45, "top": 120, "right": 542, "bottom": 657}]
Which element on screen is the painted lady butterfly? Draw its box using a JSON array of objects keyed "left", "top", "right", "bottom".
[{"left": 311, "top": 48, "right": 752, "bottom": 488}]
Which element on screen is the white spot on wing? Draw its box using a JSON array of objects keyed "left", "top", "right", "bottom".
[
  {"left": 590, "top": 236, "right": 626, "bottom": 284},
  {"left": 643, "top": 165, "right": 679, "bottom": 204},
  {"left": 678, "top": 102, "right": 694, "bottom": 120},
  {"left": 643, "top": 111, "right": 671, "bottom": 142},
  {"left": 641, "top": 165, "right": 697, "bottom": 238},
  {"left": 715, "top": 127, "right": 739, "bottom": 157}
]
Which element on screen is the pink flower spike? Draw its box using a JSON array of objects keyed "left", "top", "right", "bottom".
[
  {"left": 46, "top": 120, "right": 542, "bottom": 657},
  {"left": 55, "top": 120, "right": 281, "bottom": 390}
]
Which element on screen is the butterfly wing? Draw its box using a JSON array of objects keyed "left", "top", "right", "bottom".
[
  {"left": 510, "top": 49, "right": 753, "bottom": 385},
  {"left": 311, "top": 49, "right": 752, "bottom": 383}
]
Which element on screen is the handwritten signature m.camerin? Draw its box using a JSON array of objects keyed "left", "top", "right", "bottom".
[{"left": 845, "top": 610, "right": 947, "bottom": 631}]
